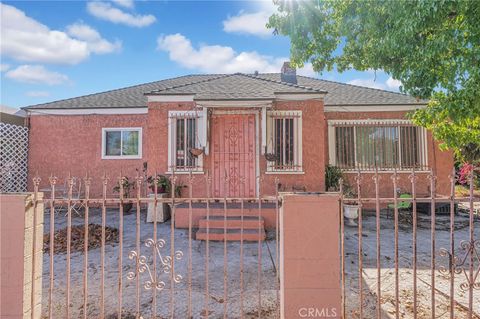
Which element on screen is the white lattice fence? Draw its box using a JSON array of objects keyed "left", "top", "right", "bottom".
[{"left": 0, "top": 122, "right": 28, "bottom": 192}]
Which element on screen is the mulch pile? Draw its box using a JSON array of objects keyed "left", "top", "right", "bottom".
[{"left": 43, "top": 224, "right": 119, "bottom": 254}]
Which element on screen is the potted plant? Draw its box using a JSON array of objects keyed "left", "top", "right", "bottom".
[
  {"left": 147, "top": 174, "right": 171, "bottom": 194},
  {"left": 325, "top": 165, "right": 343, "bottom": 191},
  {"left": 342, "top": 182, "right": 359, "bottom": 226},
  {"left": 113, "top": 176, "right": 135, "bottom": 213}
]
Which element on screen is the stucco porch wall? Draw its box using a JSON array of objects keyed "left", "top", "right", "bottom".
[
  {"left": 146, "top": 99, "right": 326, "bottom": 197},
  {"left": 324, "top": 111, "right": 454, "bottom": 197},
  {"left": 27, "top": 114, "right": 148, "bottom": 196}
]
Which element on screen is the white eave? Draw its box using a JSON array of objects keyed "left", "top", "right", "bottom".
[
  {"left": 24, "top": 107, "right": 148, "bottom": 115},
  {"left": 324, "top": 104, "right": 427, "bottom": 112},
  {"left": 273, "top": 92, "right": 326, "bottom": 100}
]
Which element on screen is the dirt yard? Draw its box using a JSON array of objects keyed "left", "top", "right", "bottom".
[
  {"left": 343, "top": 212, "right": 480, "bottom": 319},
  {"left": 42, "top": 208, "right": 279, "bottom": 319},
  {"left": 41, "top": 207, "right": 479, "bottom": 318}
]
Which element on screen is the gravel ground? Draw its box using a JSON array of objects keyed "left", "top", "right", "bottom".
[{"left": 41, "top": 207, "right": 479, "bottom": 318}]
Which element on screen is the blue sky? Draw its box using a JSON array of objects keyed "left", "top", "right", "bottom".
[{"left": 0, "top": 0, "right": 401, "bottom": 109}]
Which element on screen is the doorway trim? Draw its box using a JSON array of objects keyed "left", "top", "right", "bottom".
[{"left": 210, "top": 109, "right": 260, "bottom": 196}]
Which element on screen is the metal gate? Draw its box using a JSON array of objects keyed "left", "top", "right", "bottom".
[
  {"left": 31, "top": 171, "right": 280, "bottom": 319},
  {"left": 339, "top": 169, "right": 479, "bottom": 319}
]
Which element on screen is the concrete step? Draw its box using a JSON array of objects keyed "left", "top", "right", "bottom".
[
  {"left": 198, "top": 216, "right": 264, "bottom": 229},
  {"left": 196, "top": 228, "right": 266, "bottom": 241}
]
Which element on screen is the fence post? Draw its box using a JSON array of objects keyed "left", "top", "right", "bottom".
[
  {"left": 280, "top": 193, "right": 341, "bottom": 318},
  {"left": 0, "top": 193, "right": 44, "bottom": 319}
]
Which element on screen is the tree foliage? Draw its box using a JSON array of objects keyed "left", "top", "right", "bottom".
[{"left": 268, "top": 0, "right": 480, "bottom": 162}]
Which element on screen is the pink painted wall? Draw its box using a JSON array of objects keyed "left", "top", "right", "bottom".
[
  {"left": 281, "top": 193, "right": 341, "bottom": 318},
  {"left": 28, "top": 114, "right": 148, "bottom": 196},
  {"left": 27, "top": 105, "right": 453, "bottom": 199},
  {"left": 146, "top": 99, "right": 326, "bottom": 197}
]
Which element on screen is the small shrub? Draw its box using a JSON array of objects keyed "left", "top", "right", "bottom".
[{"left": 325, "top": 165, "right": 343, "bottom": 191}]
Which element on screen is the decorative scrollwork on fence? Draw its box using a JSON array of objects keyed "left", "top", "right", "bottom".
[
  {"left": 127, "top": 238, "right": 183, "bottom": 291},
  {"left": 439, "top": 239, "right": 480, "bottom": 291}
]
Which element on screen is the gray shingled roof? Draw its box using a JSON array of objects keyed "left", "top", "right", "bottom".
[
  {"left": 147, "top": 73, "right": 325, "bottom": 100},
  {"left": 23, "top": 72, "right": 423, "bottom": 110},
  {"left": 256, "top": 74, "right": 423, "bottom": 106}
]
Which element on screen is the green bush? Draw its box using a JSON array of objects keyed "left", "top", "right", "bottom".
[{"left": 325, "top": 165, "right": 343, "bottom": 191}]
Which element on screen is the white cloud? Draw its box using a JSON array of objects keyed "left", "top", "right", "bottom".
[
  {"left": 1, "top": 3, "right": 88, "bottom": 64},
  {"left": 0, "top": 3, "right": 120, "bottom": 65},
  {"left": 66, "top": 23, "right": 122, "bottom": 54},
  {"left": 223, "top": 10, "right": 273, "bottom": 37},
  {"left": 87, "top": 2, "right": 156, "bottom": 27},
  {"left": 111, "top": 0, "right": 134, "bottom": 9},
  {"left": 386, "top": 77, "right": 402, "bottom": 90},
  {"left": 26, "top": 90, "right": 50, "bottom": 97},
  {"left": 158, "top": 33, "right": 315, "bottom": 75},
  {"left": 0, "top": 64, "right": 10, "bottom": 72},
  {"left": 5, "top": 65, "right": 69, "bottom": 85}
]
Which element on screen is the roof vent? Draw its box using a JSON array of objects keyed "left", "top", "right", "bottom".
[
  {"left": 254, "top": 70, "right": 259, "bottom": 76},
  {"left": 281, "top": 61, "right": 297, "bottom": 84}
]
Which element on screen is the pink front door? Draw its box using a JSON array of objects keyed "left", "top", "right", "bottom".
[{"left": 211, "top": 114, "right": 256, "bottom": 198}]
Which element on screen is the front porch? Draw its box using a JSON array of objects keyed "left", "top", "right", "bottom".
[{"left": 173, "top": 202, "right": 278, "bottom": 241}]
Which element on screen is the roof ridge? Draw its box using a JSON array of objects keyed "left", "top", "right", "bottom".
[
  {"left": 243, "top": 73, "right": 326, "bottom": 93},
  {"left": 22, "top": 74, "right": 221, "bottom": 109},
  {"left": 148, "top": 73, "right": 235, "bottom": 94}
]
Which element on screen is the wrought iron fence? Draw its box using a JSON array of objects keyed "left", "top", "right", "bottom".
[
  {"left": 23, "top": 167, "right": 479, "bottom": 318},
  {"left": 29, "top": 171, "right": 281, "bottom": 319},
  {"left": 339, "top": 169, "right": 479, "bottom": 319}
]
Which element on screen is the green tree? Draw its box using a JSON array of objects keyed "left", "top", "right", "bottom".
[{"left": 268, "top": 0, "right": 480, "bottom": 162}]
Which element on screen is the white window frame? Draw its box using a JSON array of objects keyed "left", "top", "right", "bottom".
[
  {"left": 266, "top": 110, "right": 303, "bottom": 174},
  {"left": 167, "top": 110, "right": 205, "bottom": 174},
  {"left": 101, "top": 127, "right": 142, "bottom": 159},
  {"left": 328, "top": 119, "right": 428, "bottom": 171}
]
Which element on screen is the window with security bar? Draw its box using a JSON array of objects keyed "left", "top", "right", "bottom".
[
  {"left": 168, "top": 112, "right": 203, "bottom": 171},
  {"left": 332, "top": 122, "right": 427, "bottom": 171},
  {"left": 266, "top": 111, "right": 302, "bottom": 172}
]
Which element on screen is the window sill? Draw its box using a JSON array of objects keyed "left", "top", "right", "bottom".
[
  {"left": 102, "top": 155, "right": 142, "bottom": 160},
  {"left": 342, "top": 169, "right": 431, "bottom": 173},
  {"left": 165, "top": 170, "right": 204, "bottom": 175},
  {"left": 265, "top": 170, "right": 305, "bottom": 175}
]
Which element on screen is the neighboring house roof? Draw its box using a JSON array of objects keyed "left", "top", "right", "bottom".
[
  {"left": 23, "top": 73, "right": 423, "bottom": 110},
  {"left": 1, "top": 105, "right": 26, "bottom": 116},
  {"left": 1, "top": 105, "right": 26, "bottom": 126}
]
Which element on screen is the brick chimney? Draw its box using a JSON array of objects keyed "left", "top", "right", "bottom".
[{"left": 281, "top": 61, "right": 297, "bottom": 84}]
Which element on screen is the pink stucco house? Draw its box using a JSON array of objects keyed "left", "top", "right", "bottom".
[{"left": 23, "top": 63, "right": 453, "bottom": 201}]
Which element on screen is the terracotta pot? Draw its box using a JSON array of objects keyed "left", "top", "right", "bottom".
[
  {"left": 189, "top": 148, "right": 204, "bottom": 157},
  {"left": 265, "top": 153, "right": 277, "bottom": 162}
]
